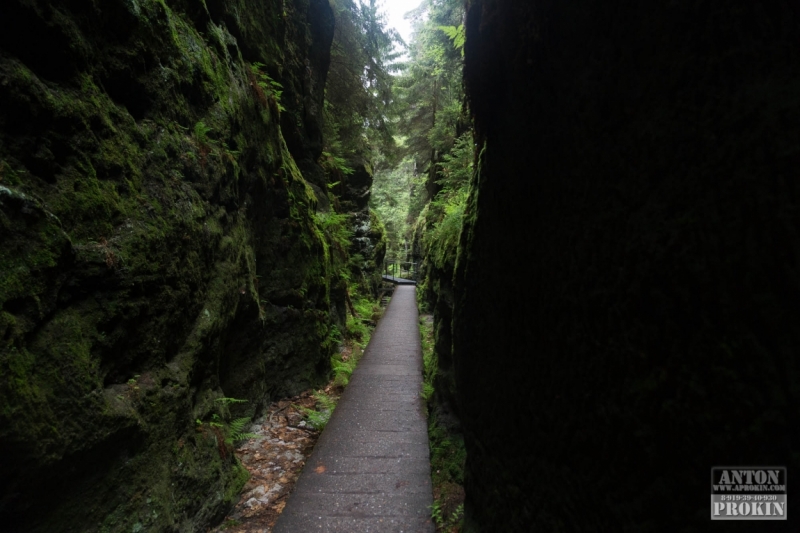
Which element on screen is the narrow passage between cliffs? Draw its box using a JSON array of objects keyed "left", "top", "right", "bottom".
[{"left": 271, "top": 284, "right": 434, "bottom": 532}]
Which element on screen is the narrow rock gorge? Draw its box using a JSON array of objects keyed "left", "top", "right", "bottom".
[{"left": 2, "top": 0, "right": 798, "bottom": 531}]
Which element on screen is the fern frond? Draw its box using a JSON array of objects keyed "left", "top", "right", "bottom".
[
  {"left": 300, "top": 406, "right": 331, "bottom": 431},
  {"left": 313, "top": 391, "right": 337, "bottom": 412},
  {"left": 421, "top": 382, "right": 435, "bottom": 402},
  {"left": 229, "top": 417, "right": 251, "bottom": 433},
  {"left": 298, "top": 391, "right": 338, "bottom": 431},
  {"left": 225, "top": 416, "right": 258, "bottom": 444},
  {"left": 437, "top": 25, "right": 466, "bottom": 55},
  {"left": 225, "top": 431, "right": 259, "bottom": 445}
]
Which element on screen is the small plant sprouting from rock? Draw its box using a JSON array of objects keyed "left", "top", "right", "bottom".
[
  {"left": 221, "top": 416, "right": 258, "bottom": 445},
  {"left": 190, "top": 120, "right": 240, "bottom": 167},
  {"left": 123, "top": 374, "right": 142, "bottom": 400},
  {"left": 196, "top": 397, "right": 258, "bottom": 446},
  {"left": 194, "top": 120, "right": 213, "bottom": 144},
  {"left": 299, "top": 390, "right": 337, "bottom": 431},
  {"left": 250, "top": 62, "right": 286, "bottom": 112},
  {"left": 319, "top": 151, "right": 355, "bottom": 177},
  {"left": 431, "top": 501, "right": 464, "bottom": 531},
  {"left": 430, "top": 500, "right": 443, "bottom": 527},
  {"left": 193, "top": 120, "right": 214, "bottom": 166}
]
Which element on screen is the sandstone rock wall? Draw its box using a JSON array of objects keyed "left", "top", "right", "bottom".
[
  {"left": 0, "top": 0, "right": 342, "bottom": 530},
  {"left": 456, "top": 1, "right": 799, "bottom": 531}
]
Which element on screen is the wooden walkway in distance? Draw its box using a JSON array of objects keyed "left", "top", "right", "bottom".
[
  {"left": 381, "top": 275, "right": 417, "bottom": 285},
  {"left": 272, "top": 285, "right": 434, "bottom": 533}
]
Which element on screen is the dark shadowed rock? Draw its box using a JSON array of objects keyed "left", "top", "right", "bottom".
[{"left": 456, "top": 1, "right": 799, "bottom": 531}]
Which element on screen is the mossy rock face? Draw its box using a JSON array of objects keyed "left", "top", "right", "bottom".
[
  {"left": 347, "top": 207, "right": 386, "bottom": 296},
  {"left": 412, "top": 195, "right": 461, "bottom": 425},
  {"left": 456, "top": 1, "right": 799, "bottom": 532},
  {"left": 0, "top": 0, "right": 339, "bottom": 530},
  {"left": 422, "top": 188, "right": 464, "bottom": 410},
  {"left": 321, "top": 157, "right": 386, "bottom": 296}
]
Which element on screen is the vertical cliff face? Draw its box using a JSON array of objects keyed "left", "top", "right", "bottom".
[
  {"left": 337, "top": 161, "right": 386, "bottom": 295},
  {"left": 0, "top": 0, "right": 340, "bottom": 531},
  {"left": 457, "top": 1, "right": 799, "bottom": 531}
]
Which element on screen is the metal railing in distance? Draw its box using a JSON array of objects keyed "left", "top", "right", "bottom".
[{"left": 383, "top": 259, "right": 417, "bottom": 281}]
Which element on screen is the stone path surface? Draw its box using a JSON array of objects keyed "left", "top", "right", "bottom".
[{"left": 273, "top": 285, "right": 434, "bottom": 533}]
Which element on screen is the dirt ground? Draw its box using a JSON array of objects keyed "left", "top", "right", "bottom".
[{"left": 209, "top": 387, "right": 334, "bottom": 533}]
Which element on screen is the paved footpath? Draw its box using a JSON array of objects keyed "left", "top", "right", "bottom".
[{"left": 273, "top": 285, "right": 434, "bottom": 533}]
